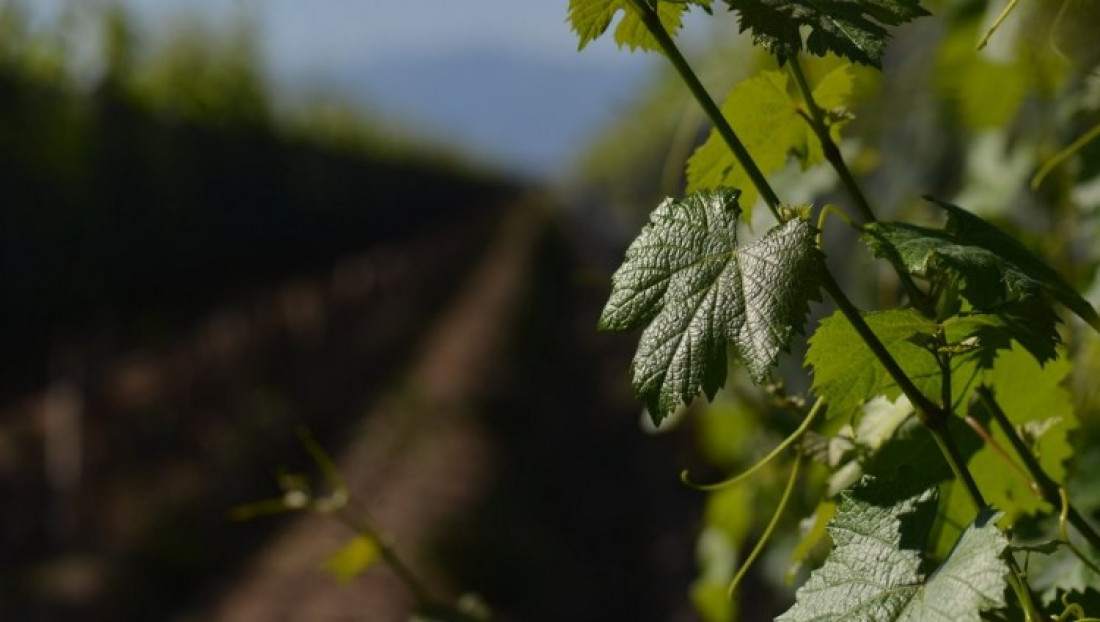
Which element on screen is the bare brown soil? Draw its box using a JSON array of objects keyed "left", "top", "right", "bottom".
[{"left": 200, "top": 204, "right": 547, "bottom": 621}]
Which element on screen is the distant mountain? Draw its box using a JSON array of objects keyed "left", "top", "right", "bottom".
[{"left": 331, "top": 48, "right": 659, "bottom": 180}]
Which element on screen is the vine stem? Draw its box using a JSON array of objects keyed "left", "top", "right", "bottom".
[
  {"left": 786, "top": 57, "right": 875, "bottom": 225},
  {"left": 298, "top": 429, "right": 486, "bottom": 621},
  {"left": 961, "top": 414, "right": 1039, "bottom": 497},
  {"left": 624, "top": 0, "right": 782, "bottom": 221},
  {"left": 977, "top": 386, "right": 1100, "bottom": 552},
  {"left": 626, "top": 4, "right": 1044, "bottom": 611},
  {"left": 728, "top": 452, "right": 803, "bottom": 599},
  {"left": 819, "top": 270, "right": 944, "bottom": 425},
  {"left": 787, "top": 56, "right": 933, "bottom": 315},
  {"left": 824, "top": 271, "right": 1044, "bottom": 614},
  {"left": 925, "top": 416, "right": 1042, "bottom": 620}
]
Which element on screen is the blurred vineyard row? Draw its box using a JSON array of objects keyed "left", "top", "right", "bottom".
[{"left": 0, "top": 3, "right": 522, "bottom": 619}]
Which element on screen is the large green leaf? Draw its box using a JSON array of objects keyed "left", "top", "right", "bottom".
[
  {"left": 805, "top": 304, "right": 1055, "bottom": 422},
  {"left": 686, "top": 65, "right": 854, "bottom": 217},
  {"left": 862, "top": 197, "right": 1100, "bottom": 331},
  {"left": 938, "top": 302, "right": 1061, "bottom": 366},
  {"left": 722, "top": 0, "right": 930, "bottom": 66},
  {"left": 599, "top": 188, "right": 822, "bottom": 423},
  {"left": 779, "top": 477, "right": 1007, "bottom": 622},
  {"left": 806, "top": 309, "right": 942, "bottom": 421},
  {"left": 928, "top": 343, "right": 1076, "bottom": 559},
  {"left": 862, "top": 222, "right": 1040, "bottom": 308},
  {"left": 953, "top": 345, "right": 1075, "bottom": 526}
]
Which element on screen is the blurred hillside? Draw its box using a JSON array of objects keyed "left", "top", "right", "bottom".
[{"left": 0, "top": 4, "right": 516, "bottom": 399}]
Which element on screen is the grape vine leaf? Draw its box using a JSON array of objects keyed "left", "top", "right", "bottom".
[
  {"left": 861, "top": 222, "right": 1041, "bottom": 309},
  {"left": 599, "top": 188, "right": 822, "bottom": 423},
  {"left": 823, "top": 395, "right": 915, "bottom": 495},
  {"left": 614, "top": 1, "right": 690, "bottom": 51},
  {"left": 1023, "top": 540, "right": 1100, "bottom": 606},
  {"left": 938, "top": 302, "right": 1061, "bottom": 367},
  {"left": 687, "top": 65, "right": 854, "bottom": 218},
  {"left": 722, "top": 0, "right": 930, "bottom": 67},
  {"left": 806, "top": 305, "right": 1056, "bottom": 422},
  {"left": 974, "top": 344, "right": 1076, "bottom": 518},
  {"left": 567, "top": 0, "right": 694, "bottom": 52},
  {"left": 862, "top": 197, "right": 1100, "bottom": 332},
  {"left": 806, "top": 309, "right": 941, "bottom": 421},
  {"left": 929, "top": 343, "right": 1075, "bottom": 559},
  {"left": 778, "top": 477, "right": 1008, "bottom": 622}
]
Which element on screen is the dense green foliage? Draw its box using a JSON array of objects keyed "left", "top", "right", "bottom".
[{"left": 572, "top": 0, "right": 1100, "bottom": 619}]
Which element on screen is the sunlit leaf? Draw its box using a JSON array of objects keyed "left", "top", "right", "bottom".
[
  {"left": 977, "top": 344, "right": 1076, "bottom": 518},
  {"left": 806, "top": 309, "right": 941, "bottom": 421},
  {"left": 599, "top": 188, "right": 822, "bottom": 423},
  {"left": 779, "top": 477, "right": 1007, "bottom": 622}
]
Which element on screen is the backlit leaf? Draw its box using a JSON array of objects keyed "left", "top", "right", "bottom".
[
  {"left": 975, "top": 344, "right": 1076, "bottom": 518},
  {"left": 930, "top": 344, "right": 1076, "bottom": 558},
  {"left": 567, "top": 0, "right": 691, "bottom": 52},
  {"left": 614, "top": 1, "right": 688, "bottom": 51},
  {"left": 805, "top": 309, "right": 941, "bottom": 422},
  {"left": 686, "top": 64, "right": 855, "bottom": 218}
]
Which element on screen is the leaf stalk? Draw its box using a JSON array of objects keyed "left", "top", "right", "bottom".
[
  {"left": 787, "top": 56, "right": 932, "bottom": 314},
  {"left": 681, "top": 397, "right": 824, "bottom": 490},
  {"left": 786, "top": 57, "right": 875, "bottom": 225},
  {"left": 728, "top": 452, "right": 803, "bottom": 599}
]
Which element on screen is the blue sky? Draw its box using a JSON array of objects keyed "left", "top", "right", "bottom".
[{"left": 28, "top": 1, "right": 680, "bottom": 178}]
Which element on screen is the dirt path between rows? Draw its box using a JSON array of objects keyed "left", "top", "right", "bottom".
[{"left": 198, "top": 201, "right": 546, "bottom": 622}]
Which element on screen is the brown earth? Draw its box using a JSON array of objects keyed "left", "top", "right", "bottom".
[{"left": 200, "top": 200, "right": 547, "bottom": 621}]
